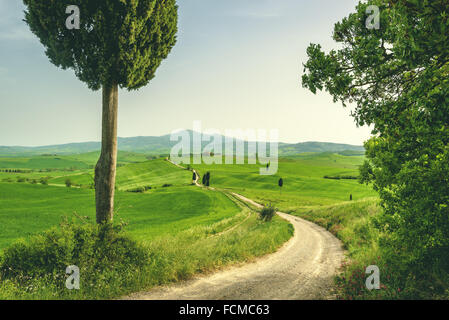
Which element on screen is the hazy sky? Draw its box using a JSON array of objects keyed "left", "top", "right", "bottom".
[{"left": 0, "top": 0, "right": 372, "bottom": 147}]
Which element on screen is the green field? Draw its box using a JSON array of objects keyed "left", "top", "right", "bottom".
[
  {"left": 0, "top": 151, "right": 379, "bottom": 299},
  {"left": 0, "top": 183, "right": 243, "bottom": 249},
  {"left": 190, "top": 153, "right": 377, "bottom": 211},
  {"left": 0, "top": 157, "right": 90, "bottom": 170},
  {"left": 0, "top": 151, "right": 376, "bottom": 250},
  {"left": 46, "top": 159, "right": 193, "bottom": 190},
  {"left": 0, "top": 152, "right": 296, "bottom": 299},
  {"left": 0, "top": 151, "right": 151, "bottom": 169},
  {"left": 0, "top": 155, "right": 222, "bottom": 249}
]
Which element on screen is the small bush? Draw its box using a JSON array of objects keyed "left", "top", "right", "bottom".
[
  {"left": 65, "top": 179, "right": 72, "bottom": 188},
  {"left": 0, "top": 221, "right": 151, "bottom": 299},
  {"left": 39, "top": 177, "right": 48, "bottom": 185},
  {"left": 17, "top": 177, "right": 26, "bottom": 183},
  {"left": 128, "top": 187, "right": 145, "bottom": 193},
  {"left": 259, "top": 204, "right": 276, "bottom": 222},
  {"left": 162, "top": 184, "right": 173, "bottom": 188}
]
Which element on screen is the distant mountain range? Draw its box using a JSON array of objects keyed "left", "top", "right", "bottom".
[{"left": 0, "top": 132, "right": 364, "bottom": 156}]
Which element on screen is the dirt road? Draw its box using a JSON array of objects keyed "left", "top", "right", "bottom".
[{"left": 126, "top": 193, "right": 344, "bottom": 300}]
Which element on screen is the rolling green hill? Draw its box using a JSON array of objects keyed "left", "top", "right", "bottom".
[
  {"left": 0, "top": 132, "right": 364, "bottom": 157},
  {"left": 0, "top": 150, "right": 373, "bottom": 300},
  {"left": 190, "top": 153, "right": 376, "bottom": 211},
  {"left": 0, "top": 151, "right": 374, "bottom": 250},
  {"left": 0, "top": 183, "right": 240, "bottom": 249},
  {"left": 0, "top": 153, "right": 293, "bottom": 300},
  {"left": 0, "top": 151, "right": 153, "bottom": 170},
  {"left": 46, "top": 159, "right": 192, "bottom": 190}
]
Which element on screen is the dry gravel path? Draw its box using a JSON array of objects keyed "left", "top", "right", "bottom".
[{"left": 125, "top": 190, "right": 344, "bottom": 300}]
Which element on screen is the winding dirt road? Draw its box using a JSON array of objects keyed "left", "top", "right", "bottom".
[{"left": 126, "top": 189, "right": 345, "bottom": 300}]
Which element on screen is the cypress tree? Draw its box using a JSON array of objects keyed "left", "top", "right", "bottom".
[
  {"left": 278, "top": 178, "right": 283, "bottom": 195},
  {"left": 23, "top": 0, "right": 178, "bottom": 223}
]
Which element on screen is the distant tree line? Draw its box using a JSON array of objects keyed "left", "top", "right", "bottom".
[
  {"left": 1, "top": 167, "right": 87, "bottom": 173},
  {"left": 202, "top": 172, "right": 211, "bottom": 187},
  {"left": 323, "top": 175, "right": 358, "bottom": 180},
  {"left": 0, "top": 169, "right": 32, "bottom": 173}
]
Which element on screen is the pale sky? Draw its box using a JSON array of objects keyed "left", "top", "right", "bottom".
[{"left": 0, "top": 0, "right": 372, "bottom": 147}]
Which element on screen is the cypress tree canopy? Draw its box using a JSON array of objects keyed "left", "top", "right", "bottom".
[{"left": 23, "top": 0, "right": 178, "bottom": 90}]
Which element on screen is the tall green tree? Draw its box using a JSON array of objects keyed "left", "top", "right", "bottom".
[
  {"left": 302, "top": 0, "right": 449, "bottom": 278},
  {"left": 205, "top": 172, "right": 211, "bottom": 187},
  {"left": 23, "top": 0, "right": 178, "bottom": 223}
]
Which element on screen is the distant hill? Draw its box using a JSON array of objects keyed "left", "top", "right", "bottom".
[
  {"left": 0, "top": 132, "right": 364, "bottom": 156},
  {"left": 278, "top": 141, "right": 364, "bottom": 155}
]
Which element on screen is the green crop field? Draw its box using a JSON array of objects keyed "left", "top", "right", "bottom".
[
  {"left": 0, "top": 183, "right": 243, "bottom": 249},
  {"left": 190, "top": 153, "right": 377, "bottom": 212},
  {"left": 0, "top": 151, "right": 376, "bottom": 251},
  {"left": 0, "top": 152, "right": 295, "bottom": 299},
  {"left": 0, "top": 151, "right": 153, "bottom": 172},
  {"left": 0, "top": 156, "right": 90, "bottom": 170},
  {"left": 45, "top": 159, "right": 193, "bottom": 190},
  {"left": 0, "top": 154, "right": 247, "bottom": 249},
  {"left": 67, "top": 151, "right": 153, "bottom": 166},
  {"left": 0, "top": 150, "right": 380, "bottom": 299}
]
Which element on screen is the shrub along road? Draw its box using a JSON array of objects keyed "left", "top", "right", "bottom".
[{"left": 126, "top": 163, "right": 345, "bottom": 300}]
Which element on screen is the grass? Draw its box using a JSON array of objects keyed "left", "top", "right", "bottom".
[
  {"left": 115, "top": 159, "right": 192, "bottom": 191},
  {"left": 37, "top": 159, "right": 192, "bottom": 190},
  {"left": 0, "top": 151, "right": 386, "bottom": 299},
  {"left": 0, "top": 183, "right": 243, "bottom": 250},
  {"left": 190, "top": 154, "right": 377, "bottom": 210},
  {"left": 0, "top": 153, "right": 295, "bottom": 300},
  {"left": 67, "top": 151, "right": 153, "bottom": 166},
  {"left": 187, "top": 154, "right": 418, "bottom": 299},
  {"left": 0, "top": 156, "right": 90, "bottom": 170},
  {"left": 0, "top": 209, "right": 293, "bottom": 300},
  {"left": 288, "top": 199, "right": 385, "bottom": 299},
  {"left": 293, "top": 199, "right": 381, "bottom": 257},
  {"left": 292, "top": 198, "right": 449, "bottom": 300},
  {"left": 0, "top": 152, "right": 160, "bottom": 188},
  {"left": 0, "top": 151, "right": 151, "bottom": 168}
]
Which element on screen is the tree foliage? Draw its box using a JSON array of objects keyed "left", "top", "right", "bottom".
[
  {"left": 302, "top": 0, "right": 449, "bottom": 274},
  {"left": 23, "top": 0, "right": 178, "bottom": 90},
  {"left": 278, "top": 178, "right": 283, "bottom": 188},
  {"left": 23, "top": 0, "right": 179, "bottom": 223},
  {"left": 204, "top": 172, "right": 210, "bottom": 187}
]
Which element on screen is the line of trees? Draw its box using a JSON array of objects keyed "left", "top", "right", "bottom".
[
  {"left": 302, "top": 0, "right": 449, "bottom": 296},
  {"left": 323, "top": 175, "right": 358, "bottom": 180},
  {"left": 202, "top": 172, "right": 211, "bottom": 187}
]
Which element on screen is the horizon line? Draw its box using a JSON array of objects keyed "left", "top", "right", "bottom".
[{"left": 0, "top": 131, "right": 365, "bottom": 149}]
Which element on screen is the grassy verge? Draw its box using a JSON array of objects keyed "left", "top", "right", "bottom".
[
  {"left": 292, "top": 199, "right": 449, "bottom": 300},
  {"left": 0, "top": 202, "right": 293, "bottom": 300},
  {"left": 292, "top": 199, "right": 390, "bottom": 299}
]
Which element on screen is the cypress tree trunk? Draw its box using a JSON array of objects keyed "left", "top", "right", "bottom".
[{"left": 95, "top": 82, "right": 118, "bottom": 224}]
